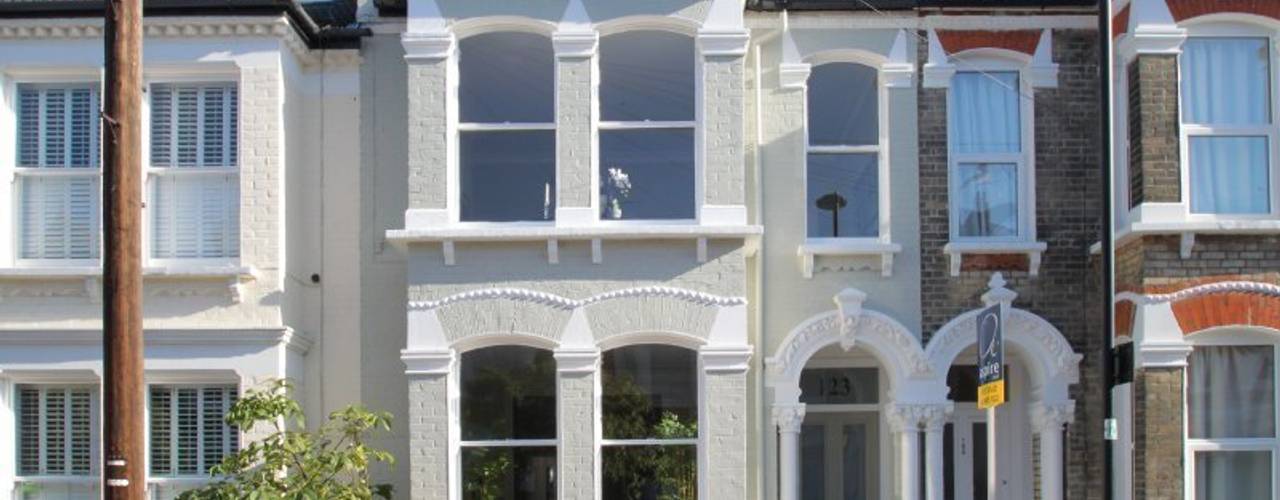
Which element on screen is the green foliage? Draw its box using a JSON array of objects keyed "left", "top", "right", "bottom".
[
  {"left": 176, "top": 380, "right": 395, "bottom": 500},
  {"left": 461, "top": 448, "right": 514, "bottom": 500},
  {"left": 601, "top": 374, "right": 698, "bottom": 500}
]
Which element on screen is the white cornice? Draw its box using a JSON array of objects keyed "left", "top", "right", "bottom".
[
  {"left": 553, "top": 31, "right": 598, "bottom": 58},
  {"left": 697, "top": 29, "right": 751, "bottom": 57},
  {"left": 401, "top": 31, "right": 455, "bottom": 61},
  {"left": 409, "top": 286, "right": 747, "bottom": 311},
  {"left": 0, "top": 327, "right": 311, "bottom": 354}
]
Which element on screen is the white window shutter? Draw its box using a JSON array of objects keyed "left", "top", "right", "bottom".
[
  {"left": 149, "top": 385, "right": 240, "bottom": 476},
  {"left": 16, "top": 386, "right": 95, "bottom": 476},
  {"left": 20, "top": 177, "right": 102, "bottom": 260},
  {"left": 18, "top": 388, "right": 41, "bottom": 475},
  {"left": 149, "top": 388, "right": 173, "bottom": 475}
]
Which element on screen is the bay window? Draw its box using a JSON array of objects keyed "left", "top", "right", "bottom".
[
  {"left": 1180, "top": 37, "right": 1275, "bottom": 215},
  {"left": 806, "top": 62, "right": 881, "bottom": 239},
  {"left": 1187, "top": 344, "right": 1278, "bottom": 500},
  {"left": 601, "top": 344, "right": 698, "bottom": 498},
  {"left": 458, "top": 32, "right": 556, "bottom": 222},
  {"left": 148, "top": 385, "right": 240, "bottom": 476},
  {"left": 599, "top": 31, "right": 696, "bottom": 221},
  {"left": 459, "top": 346, "right": 557, "bottom": 498},
  {"left": 148, "top": 83, "right": 240, "bottom": 262},
  {"left": 15, "top": 84, "right": 101, "bottom": 263},
  {"left": 948, "top": 71, "right": 1027, "bottom": 240}
]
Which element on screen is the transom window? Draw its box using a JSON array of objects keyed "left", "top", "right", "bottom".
[
  {"left": 15, "top": 84, "right": 101, "bottom": 263},
  {"left": 148, "top": 83, "right": 240, "bottom": 261},
  {"left": 16, "top": 385, "right": 96, "bottom": 477},
  {"left": 458, "top": 31, "right": 556, "bottom": 222},
  {"left": 148, "top": 385, "right": 240, "bottom": 476},
  {"left": 601, "top": 344, "right": 699, "bottom": 498},
  {"left": 599, "top": 30, "right": 696, "bottom": 221},
  {"left": 459, "top": 346, "right": 557, "bottom": 498},
  {"left": 1186, "top": 344, "right": 1279, "bottom": 500},
  {"left": 948, "top": 71, "right": 1028, "bottom": 240},
  {"left": 806, "top": 62, "right": 881, "bottom": 239},
  {"left": 1180, "top": 37, "right": 1275, "bottom": 215}
]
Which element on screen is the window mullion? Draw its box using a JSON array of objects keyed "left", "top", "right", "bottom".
[
  {"left": 38, "top": 389, "right": 47, "bottom": 475},
  {"left": 63, "top": 388, "right": 73, "bottom": 475},
  {"left": 196, "top": 388, "right": 206, "bottom": 474},
  {"left": 169, "top": 387, "right": 179, "bottom": 475}
]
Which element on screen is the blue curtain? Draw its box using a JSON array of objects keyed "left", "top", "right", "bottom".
[
  {"left": 1181, "top": 38, "right": 1270, "bottom": 126},
  {"left": 951, "top": 72, "right": 1021, "bottom": 154},
  {"left": 1189, "top": 137, "right": 1270, "bottom": 214}
]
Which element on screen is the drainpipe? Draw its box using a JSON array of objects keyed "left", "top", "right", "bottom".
[{"left": 1098, "top": 1, "right": 1116, "bottom": 500}]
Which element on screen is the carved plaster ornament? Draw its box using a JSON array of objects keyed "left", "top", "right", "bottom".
[
  {"left": 772, "top": 404, "right": 807, "bottom": 433},
  {"left": 834, "top": 287, "right": 868, "bottom": 350}
]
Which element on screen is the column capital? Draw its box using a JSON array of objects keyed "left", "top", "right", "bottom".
[
  {"left": 700, "top": 344, "right": 753, "bottom": 373},
  {"left": 554, "top": 348, "right": 600, "bottom": 374},
  {"left": 885, "top": 403, "right": 949, "bottom": 433},
  {"left": 697, "top": 29, "right": 750, "bottom": 57},
  {"left": 401, "top": 348, "right": 454, "bottom": 376},
  {"left": 1030, "top": 400, "right": 1076, "bottom": 433},
  {"left": 402, "top": 31, "right": 456, "bottom": 61},
  {"left": 779, "top": 62, "right": 811, "bottom": 90},
  {"left": 921, "top": 403, "right": 954, "bottom": 433},
  {"left": 553, "top": 30, "right": 598, "bottom": 58},
  {"left": 773, "top": 403, "right": 807, "bottom": 434}
]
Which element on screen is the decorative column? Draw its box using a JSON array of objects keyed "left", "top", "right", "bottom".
[
  {"left": 886, "top": 403, "right": 925, "bottom": 500},
  {"left": 551, "top": 29, "right": 598, "bottom": 225},
  {"left": 401, "top": 31, "right": 456, "bottom": 229},
  {"left": 1031, "top": 401, "right": 1075, "bottom": 500},
  {"left": 401, "top": 350, "right": 455, "bottom": 500},
  {"left": 699, "top": 346, "right": 753, "bottom": 499},
  {"left": 922, "top": 404, "right": 952, "bottom": 500},
  {"left": 772, "top": 403, "right": 806, "bottom": 500},
  {"left": 554, "top": 348, "right": 600, "bottom": 499}
]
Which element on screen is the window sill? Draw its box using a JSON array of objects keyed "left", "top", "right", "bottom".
[
  {"left": 798, "top": 239, "right": 902, "bottom": 278},
  {"left": 0, "top": 265, "right": 255, "bottom": 303},
  {"left": 943, "top": 241, "right": 1047, "bottom": 277},
  {"left": 1110, "top": 205, "right": 1280, "bottom": 258},
  {"left": 385, "top": 224, "right": 763, "bottom": 266}
]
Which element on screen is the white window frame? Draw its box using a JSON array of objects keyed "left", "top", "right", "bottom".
[
  {"left": 945, "top": 57, "right": 1038, "bottom": 244},
  {"left": 1176, "top": 22, "right": 1280, "bottom": 221},
  {"left": 13, "top": 384, "right": 98, "bottom": 481},
  {"left": 1183, "top": 328, "right": 1280, "bottom": 500},
  {"left": 452, "top": 29, "right": 558, "bottom": 227},
  {"left": 803, "top": 55, "right": 893, "bottom": 246},
  {"left": 141, "top": 72, "right": 242, "bottom": 268},
  {"left": 596, "top": 28, "right": 700, "bottom": 226},
  {"left": 4, "top": 71, "right": 104, "bottom": 269},
  {"left": 144, "top": 384, "right": 241, "bottom": 478}
]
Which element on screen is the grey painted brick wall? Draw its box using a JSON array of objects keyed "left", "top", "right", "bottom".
[
  {"left": 558, "top": 370, "right": 597, "bottom": 500},
  {"left": 407, "top": 374, "right": 450, "bottom": 500},
  {"left": 557, "top": 54, "right": 595, "bottom": 209},
  {"left": 407, "top": 59, "right": 450, "bottom": 211},
  {"left": 703, "top": 53, "right": 747, "bottom": 207},
  {"left": 702, "top": 368, "right": 748, "bottom": 499},
  {"left": 917, "top": 29, "right": 1105, "bottom": 500},
  {"left": 1127, "top": 55, "right": 1181, "bottom": 207}
]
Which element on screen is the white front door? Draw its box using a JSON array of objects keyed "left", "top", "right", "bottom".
[
  {"left": 800, "top": 411, "right": 880, "bottom": 500},
  {"left": 946, "top": 405, "right": 1032, "bottom": 500}
]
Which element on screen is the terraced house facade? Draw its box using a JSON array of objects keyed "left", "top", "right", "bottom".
[{"left": 0, "top": 0, "right": 1275, "bottom": 499}]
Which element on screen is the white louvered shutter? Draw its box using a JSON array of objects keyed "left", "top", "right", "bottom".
[
  {"left": 16, "top": 86, "right": 101, "bottom": 260},
  {"left": 16, "top": 386, "right": 95, "bottom": 476},
  {"left": 149, "top": 385, "right": 239, "bottom": 475},
  {"left": 150, "top": 83, "right": 240, "bottom": 260}
]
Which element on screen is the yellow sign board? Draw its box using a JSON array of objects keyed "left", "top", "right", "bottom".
[{"left": 978, "top": 380, "right": 1005, "bottom": 410}]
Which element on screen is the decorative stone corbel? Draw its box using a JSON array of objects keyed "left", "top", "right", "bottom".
[
  {"left": 401, "top": 31, "right": 456, "bottom": 62},
  {"left": 1030, "top": 400, "right": 1076, "bottom": 433},
  {"left": 833, "top": 288, "right": 868, "bottom": 350}
]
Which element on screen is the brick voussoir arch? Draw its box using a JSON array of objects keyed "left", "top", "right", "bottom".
[
  {"left": 1168, "top": 0, "right": 1280, "bottom": 24},
  {"left": 936, "top": 29, "right": 1043, "bottom": 57},
  {"left": 1117, "top": 280, "right": 1280, "bottom": 336}
]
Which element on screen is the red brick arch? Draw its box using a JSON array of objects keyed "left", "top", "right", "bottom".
[
  {"left": 1173, "top": 293, "right": 1280, "bottom": 335},
  {"left": 936, "top": 29, "right": 1042, "bottom": 57},
  {"left": 1168, "top": 0, "right": 1280, "bottom": 23}
]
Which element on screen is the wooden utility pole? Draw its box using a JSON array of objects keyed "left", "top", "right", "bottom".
[{"left": 102, "top": 0, "right": 145, "bottom": 498}]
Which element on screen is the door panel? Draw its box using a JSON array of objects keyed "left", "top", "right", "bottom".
[{"left": 800, "top": 412, "right": 880, "bottom": 500}]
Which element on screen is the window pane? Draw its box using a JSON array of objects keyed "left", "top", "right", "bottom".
[
  {"left": 18, "top": 86, "right": 100, "bottom": 169},
  {"left": 955, "top": 163, "right": 1018, "bottom": 238},
  {"left": 152, "top": 174, "right": 240, "bottom": 259},
  {"left": 600, "top": 129, "right": 695, "bottom": 220},
  {"left": 801, "top": 424, "right": 825, "bottom": 500},
  {"left": 1182, "top": 38, "right": 1271, "bottom": 125},
  {"left": 462, "top": 446, "right": 557, "bottom": 500},
  {"left": 460, "top": 131, "right": 556, "bottom": 222},
  {"left": 150, "top": 84, "right": 238, "bottom": 168},
  {"left": 460, "top": 346, "right": 556, "bottom": 441},
  {"left": 20, "top": 176, "right": 100, "bottom": 260},
  {"left": 1188, "top": 345, "right": 1275, "bottom": 439},
  {"left": 843, "top": 424, "right": 870, "bottom": 500},
  {"left": 1189, "top": 136, "right": 1270, "bottom": 214},
  {"left": 600, "top": 31, "right": 695, "bottom": 122},
  {"left": 602, "top": 445, "right": 697, "bottom": 499},
  {"left": 1195, "top": 451, "right": 1273, "bottom": 500},
  {"left": 602, "top": 345, "right": 697, "bottom": 440},
  {"left": 799, "top": 367, "right": 878, "bottom": 405},
  {"left": 459, "top": 32, "right": 554, "bottom": 123},
  {"left": 951, "top": 72, "right": 1021, "bottom": 154},
  {"left": 808, "top": 63, "right": 879, "bottom": 146},
  {"left": 807, "top": 153, "right": 878, "bottom": 238}
]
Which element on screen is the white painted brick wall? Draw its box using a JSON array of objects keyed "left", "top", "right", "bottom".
[
  {"left": 558, "top": 371, "right": 597, "bottom": 500},
  {"left": 704, "top": 369, "right": 748, "bottom": 499},
  {"left": 408, "top": 374, "right": 450, "bottom": 500},
  {"left": 701, "top": 54, "right": 746, "bottom": 207},
  {"left": 557, "top": 56, "right": 595, "bottom": 209},
  {"left": 406, "top": 60, "right": 450, "bottom": 211}
]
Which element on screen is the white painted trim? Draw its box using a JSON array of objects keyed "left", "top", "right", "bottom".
[
  {"left": 797, "top": 239, "right": 902, "bottom": 278},
  {"left": 1117, "top": 281, "right": 1280, "bottom": 305},
  {"left": 408, "top": 285, "right": 746, "bottom": 311},
  {"left": 942, "top": 241, "right": 1048, "bottom": 277},
  {"left": 387, "top": 223, "right": 761, "bottom": 243}
]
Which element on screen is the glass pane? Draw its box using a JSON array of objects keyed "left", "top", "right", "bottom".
[
  {"left": 808, "top": 63, "right": 879, "bottom": 146},
  {"left": 943, "top": 423, "right": 954, "bottom": 500},
  {"left": 600, "top": 129, "right": 695, "bottom": 220},
  {"left": 460, "top": 346, "right": 557, "bottom": 441},
  {"left": 842, "top": 424, "right": 869, "bottom": 500},
  {"left": 462, "top": 446, "right": 557, "bottom": 500},
  {"left": 799, "top": 368, "right": 878, "bottom": 405},
  {"left": 1181, "top": 38, "right": 1271, "bottom": 125},
  {"left": 1189, "top": 136, "right": 1270, "bottom": 214},
  {"left": 600, "top": 31, "right": 695, "bottom": 122},
  {"left": 972, "top": 423, "right": 988, "bottom": 500},
  {"left": 955, "top": 163, "right": 1018, "bottom": 238},
  {"left": 807, "top": 153, "right": 878, "bottom": 238},
  {"left": 459, "top": 32, "right": 554, "bottom": 123},
  {"left": 951, "top": 72, "right": 1021, "bottom": 154},
  {"left": 602, "top": 345, "right": 697, "bottom": 440},
  {"left": 460, "top": 130, "right": 556, "bottom": 222},
  {"left": 1195, "top": 451, "right": 1273, "bottom": 500},
  {"left": 1188, "top": 346, "right": 1276, "bottom": 439},
  {"left": 20, "top": 176, "right": 101, "bottom": 260},
  {"left": 602, "top": 445, "right": 697, "bottom": 499},
  {"left": 801, "top": 425, "right": 826, "bottom": 500}
]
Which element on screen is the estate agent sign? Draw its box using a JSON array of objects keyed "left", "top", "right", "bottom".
[{"left": 977, "top": 303, "right": 1005, "bottom": 410}]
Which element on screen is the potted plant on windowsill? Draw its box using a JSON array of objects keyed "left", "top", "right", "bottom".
[{"left": 602, "top": 167, "right": 632, "bottom": 220}]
